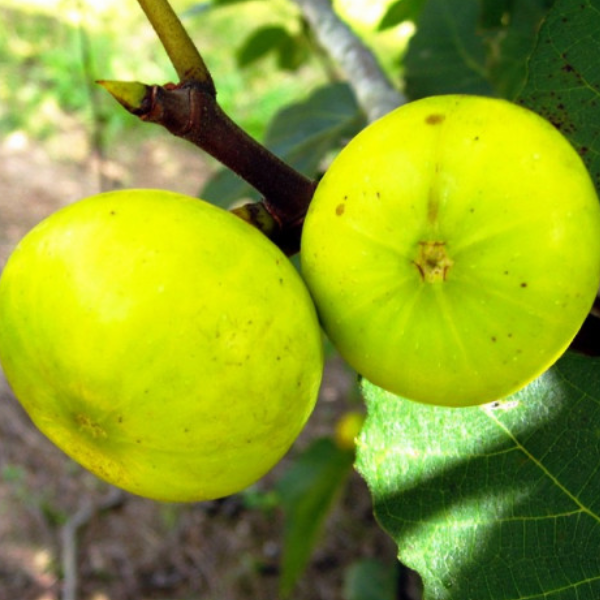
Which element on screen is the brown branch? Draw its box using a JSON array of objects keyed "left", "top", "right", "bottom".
[
  {"left": 101, "top": 0, "right": 318, "bottom": 255},
  {"left": 99, "top": 79, "right": 316, "bottom": 254}
]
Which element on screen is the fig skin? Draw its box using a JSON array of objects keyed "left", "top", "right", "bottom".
[
  {"left": 0, "top": 189, "right": 323, "bottom": 501},
  {"left": 301, "top": 95, "right": 600, "bottom": 406}
]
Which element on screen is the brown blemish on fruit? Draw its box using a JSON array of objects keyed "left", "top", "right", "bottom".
[
  {"left": 336, "top": 203, "right": 345, "bottom": 216},
  {"left": 76, "top": 414, "right": 107, "bottom": 439},
  {"left": 426, "top": 113, "right": 445, "bottom": 125}
]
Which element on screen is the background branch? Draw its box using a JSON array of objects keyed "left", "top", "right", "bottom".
[
  {"left": 291, "top": 0, "right": 405, "bottom": 122},
  {"left": 61, "top": 488, "right": 126, "bottom": 600}
]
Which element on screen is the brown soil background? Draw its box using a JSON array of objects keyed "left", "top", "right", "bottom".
[{"left": 0, "top": 126, "right": 404, "bottom": 600}]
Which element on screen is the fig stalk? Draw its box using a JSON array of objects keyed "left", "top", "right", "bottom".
[{"left": 136, "top": 0, "right": 214, "bottom": 89}]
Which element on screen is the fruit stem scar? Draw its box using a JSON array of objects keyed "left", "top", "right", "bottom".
[
  {"left": 413, "top": 241, "right": 453, "bottom": 283},
  {"left": 75, "top": 414, "right": 107, "bottom": 439}
]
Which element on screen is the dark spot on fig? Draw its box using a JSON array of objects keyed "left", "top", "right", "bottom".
[
  {"left": 426, "top": 113, "right": 445, "bottom": 125},
  {"left": 491, "top": 337, "right": 497, "bottom": 343},
  {"left": 336, "top": 204, "right": 345, "bottom": 216},
  {"left": 521, "top": 282, "right": 528, "bottom": 288}
]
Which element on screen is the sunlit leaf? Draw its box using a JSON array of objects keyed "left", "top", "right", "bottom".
[
  {"left": 356, "top": 352, "right": 600, "bottom": 600},
  {"left": 378, "top": 0, "right": 427, "bottom": 30}
]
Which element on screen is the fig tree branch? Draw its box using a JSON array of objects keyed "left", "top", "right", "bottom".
[
  {"left": 98, "top": 0, "right": 320, "bottom": 255},
  {"left": 99, "top": 80, "right": 315, "bottom": 254},
  {"left": 61, "top": 489, "right": 126, "bottom": 600},
  {"left": 290, "top": 0, "right": 404, "bottom": 121}
]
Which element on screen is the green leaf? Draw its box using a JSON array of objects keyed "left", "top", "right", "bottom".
[
  {"left": 275, "top": 32, "right": 310, "bottom": 72},
  {"left": 356, "top": 351, "right": 600, "bottom": 600},
  {"left": 343, "top": 558, "right": 398, "bottom": 600},
  {"left": 200, "top": 83, "right": 365, "bottom": 206},
  {"left": 378, "top": 0, "right": 427, "bottom": 30},
  {"left": 200, "top": 166, "right": 261, "bottom": 209},
  {"left": 404, "top": 0, "right": 493, "bottom": 99},
  {"left": 236, "top": 25, "right": 294, "bottom": 68},
  {"left": 404, "top": 0, "right": 553, "bottom": 100},
  {"left": 182, "top": 0, "right": 256, "bottom": 17},
  {"left": 516, "top": 0, "right": 600, "bottom": 194},
  {"left": 479, "top": 0, "right": 514, "bottom": 29},
  {"left": 264, "top": 82, "right": 364, "bottom": 175},
  {"left": 276, "top": 437, "right": 355, "bottom": 598},
  {"left": 482, "top": 0, "right": 555, "bottom": 99}
]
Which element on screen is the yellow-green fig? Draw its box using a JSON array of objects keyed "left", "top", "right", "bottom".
[
  {"left": 301, "top": 95, "right": 600, "bottom": 407},
  {"left": 0, "top": 189, "right": 323, "bottom": 501}
]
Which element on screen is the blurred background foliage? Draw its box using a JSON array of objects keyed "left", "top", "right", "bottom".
[{"left": 0, "top": 0, "right": 410, "bottom": 145}]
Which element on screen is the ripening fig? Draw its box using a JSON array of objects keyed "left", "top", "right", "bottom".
[
  {"left": 0, "top": 189, "right": 323, "bottom": 501},
  {"left": 301, "top": 95, "right": 600, "bottom": 406}
]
